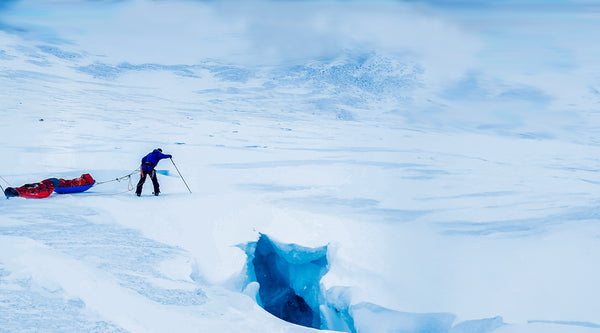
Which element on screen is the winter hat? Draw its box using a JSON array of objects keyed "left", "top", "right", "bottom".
[{"left": 157, "top": 148, "right": 163, "bottom": 152}]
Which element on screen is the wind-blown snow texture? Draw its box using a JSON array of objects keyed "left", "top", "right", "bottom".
[{"left": 1, "top": 0, "right": 600, "bottom": 332}]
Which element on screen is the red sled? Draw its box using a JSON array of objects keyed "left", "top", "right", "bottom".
[{"left": 4, "top": 179, "right": 58, "bottom": 199}]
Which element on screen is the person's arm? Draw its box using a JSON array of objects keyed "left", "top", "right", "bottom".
[{"left": 158, "top": 152, "right": 172, "bottom": 160}]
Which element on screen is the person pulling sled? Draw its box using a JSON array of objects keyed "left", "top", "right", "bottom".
[{"left": 136, "top": 148, "right": 172, "bottom": 197}]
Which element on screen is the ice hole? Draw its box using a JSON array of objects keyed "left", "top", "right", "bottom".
[{"left": 242, "top": 234, "right": 328, "bottom": 329}]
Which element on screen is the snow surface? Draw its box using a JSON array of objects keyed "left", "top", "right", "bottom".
[{"left": 1, "top": 0, "right": 600, "bottom": 332}]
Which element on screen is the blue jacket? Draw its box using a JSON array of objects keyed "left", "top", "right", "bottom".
[{"left": 141, "top": 149, "right": 172, "bottom": 171}]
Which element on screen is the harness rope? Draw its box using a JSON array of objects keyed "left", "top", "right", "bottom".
[
  {"left": 93, "top": 169, "right": 139, "bottom": 186},
  {"left": 0, "top": 175, "right": 12, "bottom": 187}
]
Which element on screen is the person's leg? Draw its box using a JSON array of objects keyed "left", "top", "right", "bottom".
[
  {"left": 150, "top": 169, "right": 160, "bottom": 195},
  {"left": 136, "top": 171, "right": 148, "bottom": 196}
]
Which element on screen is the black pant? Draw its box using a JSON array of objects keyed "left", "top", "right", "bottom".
[{"left": 136, "top": 169, "right": 159, "bottom": 195}]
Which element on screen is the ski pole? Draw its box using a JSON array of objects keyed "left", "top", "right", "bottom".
[
  {"left": 0, "top": 183, "right": 5, "bottom": 199},
  {"left": 170, "top": 158, "right": 192, "bottom": 193}
]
